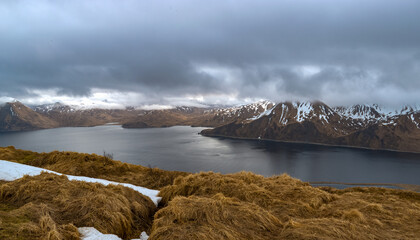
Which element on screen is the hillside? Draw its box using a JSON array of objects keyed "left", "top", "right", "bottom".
[
  {"left": 34, "top": 102, "right": 144, "bottom": 127},
  {"left": 0, "top": 101, "right": 59, "bottom": 132},
  {"left": 0, "top": 147, "right": 419, "bottom": 239},
  {"left": 122, "top": 101, "right": 275, "bottom": 128},
  {"left": 122, "top": 107, "right": 208, "bottom": 128},
  {"left": 201, "top": 101, "right": 420, "bottom": 153},
  {"left": 0, "top": 101, "right": 147, "bottom": 132}
]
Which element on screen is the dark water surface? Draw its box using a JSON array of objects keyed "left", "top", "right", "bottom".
[{"left": 0, "top": 125, "right": 419, "bottom": 185}]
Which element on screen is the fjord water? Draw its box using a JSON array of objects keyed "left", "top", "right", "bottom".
[{"left": 0, "top": 125, "right": 419, "bottom": 185}]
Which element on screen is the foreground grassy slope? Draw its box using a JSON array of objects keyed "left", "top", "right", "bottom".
[
  {"left": 0, "top": 173, "right": 155, "bottom": 240},
  {"left": 0, "top": 146, "right": 187, "bottom": 189},
  {"left": 154, "top": 172, "right": 420, "bottom": 239},
  {"left": 1, "top": 147, "right": 420, "bottom": 239}
]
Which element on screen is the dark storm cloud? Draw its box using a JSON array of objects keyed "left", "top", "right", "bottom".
[{"left": 1, "top": 0, "right": 420, "bottom": 105}]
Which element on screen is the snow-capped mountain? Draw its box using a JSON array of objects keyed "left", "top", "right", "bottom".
[
  {"left": 202, "top": 101, "right": 420, "bottom": 152},
  {"left": 334, "top": 104, "right": 420, "bottom": 123},
  {"left": 200, "top": 101, "right": 276, "bottom": 125},
  {"left": 206, "top": 100, "right": 274, "bottom": 117},
  {"left": 239, "top": 101, "right": 420, "bottom": 130},
  {"left": 122, "top": 101, "right": 276, "bottom": 128},
  {"left": 2, "top": 100, "right": 420, "bottom": 152},
  {"left": 33, "top": 102, "right": 77, "bottom": 113}
]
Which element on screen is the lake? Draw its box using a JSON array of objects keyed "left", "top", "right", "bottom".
[{"left": 0, "top": 125, "right": 419, "bottom": 185}]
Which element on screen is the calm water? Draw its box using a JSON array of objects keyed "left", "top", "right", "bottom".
[{"left": 0, "top": 125, "right": 419, "bottom": 185}]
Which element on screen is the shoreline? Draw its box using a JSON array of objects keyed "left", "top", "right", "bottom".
[
  {"left": 309, "top": 181, "right": 420, "bottom": 192},
  {"left": 200, "top": 132, "right": 420, "bottom": 155},
  {"left": 5, "top": 124, "right": 420, "bottom": 155}
]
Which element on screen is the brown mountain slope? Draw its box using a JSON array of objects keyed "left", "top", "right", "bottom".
[
  {"left": 201, "top": 102, "right": 420, "bottom": 152},
  {"left": 122, "top": 107, "right": 207, "bottom": 128},
  {"left": 122, "top": 101, "right": 276, "bottom": 128},
  {"left": 0, "top": 102, "right": 59, "bottom": 132},
  {"left": 336, "top": 113, "right": 420, "bottom": 152},
  {"left": 34, "top": 103, "right": 144, "bottom": 127}
]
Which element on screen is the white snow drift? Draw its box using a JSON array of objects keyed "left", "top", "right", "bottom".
[
  {"left": 0, "top": 160, "right": 161, "bottom": 206},
  {"left": 78, "top": 227, "right": 149, "bottom": 240},
  {"left": 0, "top": 160, "right": 157, "bottom": 240}
]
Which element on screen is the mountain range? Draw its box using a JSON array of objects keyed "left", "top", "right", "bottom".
[
  {"left": 1, "top": 100, "right": 419, "bottom": 152},
  {"left": 201, "top": 101, "right": 420, "bottom": 153}
]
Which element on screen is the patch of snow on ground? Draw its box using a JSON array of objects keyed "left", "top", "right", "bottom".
[
  {"left": 79, "top": 227, "right": 121, "bottom": 240},
  {"left": 78, "top": 227, "right": 149, "bottom": 240},
  {"left": 0, "top": 160, "right": 161, "bottom": 206},
  {"left": 139, "top": 232, "right": 149, "bottom": 240}
]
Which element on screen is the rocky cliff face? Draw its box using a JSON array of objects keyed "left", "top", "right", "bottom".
[{"left": 201, "top": 101, "right": 420, "bottom": 152}]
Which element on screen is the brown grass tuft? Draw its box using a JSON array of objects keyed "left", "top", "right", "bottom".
[
  {"left": 154, "top": 171, "right": 420, "bottom": 240},
  {"left": 159, "top": 171, "right": 337, "bottom": 221},
  {"left": 150, "top": 194, "right": 283, "bottom": 240},
  {"left": 0, "top": 172, "right": 156, "bottom": 239},
  {"left": 341, "top": 209, "right": 366, "bottom": 223}
]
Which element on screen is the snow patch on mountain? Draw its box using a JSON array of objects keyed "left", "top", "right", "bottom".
[
  {"left": 410, "top": 114, "right": 420, "bottom": 128},
  {"left": 294, "top": 102, "right": 314, "bottom": 122},
  {"left": 335, "top": 104, "right": 420, "bottom": 122},
  {"left": 9, "top": 107, "right": 15, "bottom": 116},
  {"left": 213, "top": 100, "right": 275, "bottom": 118},
  {"left": 278, "top": 103, "right": 289, "bottom": 125},
  {"left": 334, "top": 104, "right": 382, "bottom": 121},
  {"left": 34, "top": 102, "right": 77, "bottom": 113},
  {"left": 248, "top": 104, "right": 276, "bottom": 120}
]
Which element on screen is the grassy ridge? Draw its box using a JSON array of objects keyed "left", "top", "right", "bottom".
[
  {"left": 0, "top": 146, "right": 187, "bottom": 189},
  {"left": 0, "top": 173, "right": 155, "bottom": 239},
  {"left": 1, "top": 147, "right": 420, "bottom": 239},
  {"left": 154, "top": 172, "right": 420, "bottom": 239}
]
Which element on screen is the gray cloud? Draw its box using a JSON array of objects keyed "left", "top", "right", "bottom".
[{"left": 0, "top": 0, "right": 420, "bottom": 106}]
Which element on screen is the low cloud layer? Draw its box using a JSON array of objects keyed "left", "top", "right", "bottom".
[{"left": 1, "top": 0, "right": 420, "bottom": 107}]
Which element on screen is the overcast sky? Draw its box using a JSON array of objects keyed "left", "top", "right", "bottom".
[{"left": 1, "top": 0, "right": 420, "bottom": 108}]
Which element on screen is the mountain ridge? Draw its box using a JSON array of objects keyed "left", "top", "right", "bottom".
[
  {"left": 1, "top": 100, "right": 420, "bottom": 153},
  {"left": 201, "top": 101, "right": 420, "bottom": 153}
]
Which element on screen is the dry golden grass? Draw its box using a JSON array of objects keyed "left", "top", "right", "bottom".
[
  {"left": 151, "top": 194, "right": 283, "bottom": 240},
  {"left": 0, "top": 173, "right": 156, "bottom": 240},
  {"left": 0, "top": 146, "right": 187, "bottom": 189},
  {"left": 1, "top": 147, "right": 420, "bottom": 239},
  {"left": 156, "top": 172, "right": 420, "bottom": 239}
]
